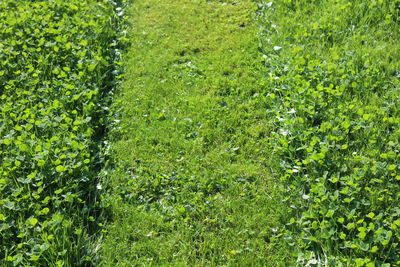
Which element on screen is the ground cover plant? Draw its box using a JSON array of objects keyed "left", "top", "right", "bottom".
[
  {"left": 258, "top": 0, "right": 400, "bottom": 265},
  {"left": 101, "top": 0, "right": 292, "bottom": 265},
  {"left": 0, "top": 0, "right": 126, "bottom": 265},
  {"left": 3, "top": 0, "right": 398, "bottom": 265}
]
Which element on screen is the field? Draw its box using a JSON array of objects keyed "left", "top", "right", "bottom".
[
  {"left": 100, "top": 0, "right": 290, "bottom": 265},
  {"left": 259, "top": 1, "right": 400, "bottom": 265},
  {"left": 1, "top": 0, "right": 399, "bottom": 266},
  {"left": 0, "top": 0, "right": 126, "bottom": 265}
]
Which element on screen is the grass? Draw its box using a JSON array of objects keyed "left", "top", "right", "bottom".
[
  {"left": 101, "top": 0, "right": 292, "bottom": 265},
  {"left": 258, "top": 0, "right": 400, "bottom": 265},
  {"left": 2, "top": 0, "right": 398, "bottom": 265},
  {"left": 0, "top": 0, "right": 124, "bottom": 265}
]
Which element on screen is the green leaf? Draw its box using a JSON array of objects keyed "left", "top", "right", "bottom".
[
  {"left": 347, "top": 222, "right": 355, "bottom": 230},
  {"left": 2, "top": 139, "right": 11, "bottom": 145},
  {"left": 55, "top": 165, "right": 66, "bottom": 172},
  {"left": 26, "top": 217, "right": 38, "bottom": 227},
  {"left": 388, "top": 164, "right": 396, "bottom": 171},
  {"left": 369, "top": 246, "right": 378, "bottom": 253},
  {"left": 367, "top": 212, "right": 375, "bottom": 219}
]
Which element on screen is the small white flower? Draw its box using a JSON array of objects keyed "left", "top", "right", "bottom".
[
  {"left": 277, "top": 116, "right": 285, "bottom": 122},
  {"left": 279, "top": 129, "right": 289, "bottom": 136}
]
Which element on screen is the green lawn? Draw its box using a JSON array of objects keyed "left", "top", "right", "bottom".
[
  {"left": 4, "top": 0, "right": 399, "bottom": 265},
  {"left": 101, "top": 0, "right": 291, "bottom": 265},
  {"left": 101, "top": 0, "right": 400, "bottom": 266}
]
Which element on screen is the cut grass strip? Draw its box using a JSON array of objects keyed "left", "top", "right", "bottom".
[{"left": 101, "top": 0, "right": 291, "bottom": 265}]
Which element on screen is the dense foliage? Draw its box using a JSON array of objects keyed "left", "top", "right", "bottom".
[
  {"left": 3, "top": 0, "right": 399, "bottom": 265},
  {"left": 258, "top": 0, "right": 400, "bottom": 265},
  {"left": 0, "top": 0, "right": 125, "bottom": 265}
]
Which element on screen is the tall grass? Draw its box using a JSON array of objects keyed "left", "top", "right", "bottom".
[
  {"left": 0, "top": 0, "right": 126, "bottom": 265},
  {"left": 258, "top": 0, "right": 400, "bottom": 265}
]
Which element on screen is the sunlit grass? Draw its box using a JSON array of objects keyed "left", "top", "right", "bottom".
[
  {"left": 258, "top": 0, "right": 400, "bottom": 265},
  {"left": 101, "top": 0, "right": 291, "bottom": 265},
  {"left": 0, "top": 0, "right": 125, "bottom": 265}
]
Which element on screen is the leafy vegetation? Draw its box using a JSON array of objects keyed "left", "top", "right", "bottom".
[
  {"left": 258, "top": 0, "right": 400, "bottom": 265},
  {"left": 101, "top": 0, "right": 292, "bottom": 265},
  {"left": 0, "top": 0, "right": 126, "bottom": 265},
  {"left": 3, "top": 0, "right": 399, "bottom": 265}
]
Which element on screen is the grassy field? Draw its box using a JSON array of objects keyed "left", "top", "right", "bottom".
[
  {"left": 258, "top": 0, "right": 400, "bottom": 265},
  {"left": 102, "top": 0, "right": 400, "bottom": 266},
  {"left": 2, "top": 0, "right": 399, "bottom": 265},
  {"left": 0, "top": 0, "right": 124, "bottom": 265},
  {"left": 101, "top": 0, "right": 292, "bottom": 265}
]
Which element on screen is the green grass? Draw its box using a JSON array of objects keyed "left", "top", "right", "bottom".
[
  {"left": 2, "top": 0, "right": 396, "bottom": 265},
  {"left": 101, "top": 0, "right": 292, "bottom": 265},
  {"left": 258, "top": 0, "right": 400, "bottom": 265},
  {"left": 99, "top": 0, "right": 400, "bottom": 265},
  {"left": 0, "top": 0, "right": 124, "bottom": 265}
]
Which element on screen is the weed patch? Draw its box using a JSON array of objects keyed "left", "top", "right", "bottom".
[
  {"left": 0, "top": 0, "right": 126, "bottom": 265},
  {"left": 258, "top": 0, "right": 400, "bottom": 265}
]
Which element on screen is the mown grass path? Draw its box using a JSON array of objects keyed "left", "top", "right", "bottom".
[{"left": 102, "top": 0, "right": 289, "bottom": 265}]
